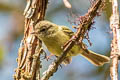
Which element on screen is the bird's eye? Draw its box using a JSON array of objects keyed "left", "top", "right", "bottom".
[{"left": 40, "top": 28, "right": 46, "bottom": 32}]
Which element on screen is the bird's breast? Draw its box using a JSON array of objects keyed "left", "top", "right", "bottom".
[{"left": 41, "top": 31, "right": 81, "bottom": 57}]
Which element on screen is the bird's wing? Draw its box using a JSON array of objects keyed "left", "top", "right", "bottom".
[{"left": 61, "top": 26, "right": 74, "bottom": 38}]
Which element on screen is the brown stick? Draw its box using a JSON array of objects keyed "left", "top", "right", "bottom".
[
  {"left": 14, "top": 0, "right": 48, "bottom": 80},
  {"left": 41, "top": 0, "right": 104, "bottom": 80},
  {"left": 110, "top": 0, "right": 120, "bottom": 80}
]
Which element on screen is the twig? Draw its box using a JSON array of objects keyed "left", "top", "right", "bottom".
[
  {"left": 41, "top": 0, "right": 104, "bottom": 80},
  {"left": 14, "top": 0, "right": 48, "bottom": 80},
  {"left": 110, "top": 0, "right": 120, "bottom": 80},
  {"left": 63, "top": 0, "right": 72, "bottom": 8}
]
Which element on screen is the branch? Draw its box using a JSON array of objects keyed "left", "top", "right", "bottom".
[
  {"left": 110, "top": 0, "right": 120, "bottom": 80},
  {"left": 41, "top": 0, "right": 104, "bottom": 80},
  {"left": 63, "top": 0, "right": 72, "bottom": 8},
  {"left": 14, "top": 0, "right": 48, "bottom": 80}
]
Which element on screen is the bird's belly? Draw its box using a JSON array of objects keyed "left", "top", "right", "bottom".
[
  {"left": 42, "top": 37, "right": 63, "bottom": 56},
  {"left": 42, "top": 34, "right": 82, "bottom": 57},
  {"left": 43, "top": 39, "right": 81, "bottom": 57}
]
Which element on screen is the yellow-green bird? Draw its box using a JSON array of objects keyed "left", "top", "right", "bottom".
[{"left": 33, "top": 20, "right": 110, "bottom": 66}]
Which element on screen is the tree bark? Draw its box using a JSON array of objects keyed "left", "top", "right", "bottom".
[
  {"left": 110, "top": 0, "right": 120, "bottom": 80},
  {"left": 14, "top": 0, "right": 48, "bottom": 80}
]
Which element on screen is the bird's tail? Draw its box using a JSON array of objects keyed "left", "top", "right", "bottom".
[{"left": 80, "top": 50, "right": 110, "bottom": 66}]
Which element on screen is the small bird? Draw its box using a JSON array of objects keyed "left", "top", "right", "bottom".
[{"left": 33, "top": 20, "right": 110, "bottom": 66}]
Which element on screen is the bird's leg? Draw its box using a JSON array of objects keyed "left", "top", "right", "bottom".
[{"left": 46, "top": 53, "right": 54, "bottom": 61}]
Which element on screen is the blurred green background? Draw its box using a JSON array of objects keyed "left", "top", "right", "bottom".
[{"left": 0, "top": 0, "right": 120, "bottom": 80}]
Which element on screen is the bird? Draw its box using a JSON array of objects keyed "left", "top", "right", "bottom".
[{"left": 32, "top": 20, "right": 110, "bottom": 66}]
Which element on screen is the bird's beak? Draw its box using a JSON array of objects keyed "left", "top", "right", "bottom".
[{"left": 31, "top": 31, "right": 39, "bottom": 35}]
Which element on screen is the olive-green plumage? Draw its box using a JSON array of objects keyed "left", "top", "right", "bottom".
[{"left": 34, "top": 20, "right": 110, "bottom": 66}]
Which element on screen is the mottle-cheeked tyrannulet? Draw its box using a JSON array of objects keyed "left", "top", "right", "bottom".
[{"left": 33, "top": 20, "right": 110, "bottom": 66}]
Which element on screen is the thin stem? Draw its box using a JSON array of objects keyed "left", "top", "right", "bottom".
[{"left": 110, "top": 0, "right": 120, "bottom": 80}]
